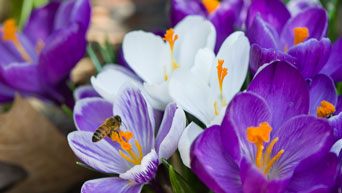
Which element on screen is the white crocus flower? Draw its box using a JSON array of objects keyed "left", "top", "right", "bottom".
[
  {"left": 123, "top": 16, "right": 216, "bottom": 110},
  {"left": 171, "top": 31, "right": 250, "bottom": 167}
]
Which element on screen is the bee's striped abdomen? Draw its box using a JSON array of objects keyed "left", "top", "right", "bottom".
[{"left": 92, "top": 126, "right": 109, "bottom": 142}]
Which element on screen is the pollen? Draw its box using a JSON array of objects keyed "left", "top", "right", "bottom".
[
  {"left": 112, "top": 131, "right": 143, "bottom": 165},
  {"left": 203, "top": 0, "right": 220, "bottom": 14},
  {"left": 1, "top": 18, "right": 32, "bottom": 62},
  {"left": 317, "top": 100, "right": 335, "bottom": 118},
  {"left": 246, "top": 122, "right": 284, "bottom": 174},
  {"left": 293, "top": 27, "right": 309, "bottom": 45},
  {"left": 216, "top": 59, "right": 228, "bottom": 96}
]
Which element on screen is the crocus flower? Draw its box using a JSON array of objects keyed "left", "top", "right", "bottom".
[
  {"left": 169, "top": 0, "right": 246, "bottom": 52},
  {"left": 0, "top": 0, "right": 91, "bottom": 106},
  {"left": 246, "top": 0, "right": 342, "bottom": 82},
  {"left": 191, "top": 60, "right": 338, "bottom": 192},
  {"left": 122, "top": 15, "right": 215, "bottom": 110},
  {"left": 68, "top": 84, "right": 186, "bottom": 193}
]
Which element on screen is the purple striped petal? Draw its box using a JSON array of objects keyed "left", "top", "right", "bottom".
[
  {"left": 38, "top": 22, "right": 86, "bottom": 85},
  {"left": 246, "top": 14, "right": 280, "bottom": 49},
  {"left": 169, "top": 0, "right": 207, "bottom": 27},
  {"left": 155, "top": 103, "right": 186, "bottom": 161},
  {"left": 280, "top": 8, "right": 328, "bottom": 49},
  {"left": 249, "top": 44, "right": 297, "bottom": 75},
  {"left": 320, "top": 38, "right": 342, "bottom": 82},
  {"left": 73, "top": 97, "right": 113, "bottom": 132},
  {"left": 68, "top": 131, "right": 131, "bottom": 174},
  {"left": 288, "top": 38, "right": 331, "bottom": 79},
  {"left": 120, "top": 149, "right": 159, "bottom": 184},
  {"left": 191, "top": 125, "right": 242, "bottom": 193},
  {"left": 113, "top": 84, "right": 155, "bottom": 156},
  {"left": 248, "top": 61, "right": 309, "bottom": 129},
  {"left": 81, "top": 177, "right": 143, "bottom": 193},
  {"left": 246, "top": 0, "right": 290, "bottom": 33},
  {"left": 74, "top": 85, "right": 100, "bottom": 100},
  {"left": 308, "top": 74, "right": 337, "bottom": 116},
  {"left": 23, "top": 2, "right": 60, "bottom": 43}
]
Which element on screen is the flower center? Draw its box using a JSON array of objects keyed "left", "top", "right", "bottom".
[
  {"left": 246, "top": 122, "right": 284, "bottom": 175},
  {"left": 111, "top": 131, "right": 143, "bottom": 165},
  {"left": 202, "top": 0, "right": 220, "bottom": 14},
  {"left": 163, "top": 28, "right": 180, "bottom": 81},
  {"left": 214, "top": 59, "right": 228, "bottom": 116},
  {"left": 317, "top": 100, "right": 335, "bottom": 118},
  {"left": 1, "top": 19, "right": 32, "bottom": 62},
  {"left": 293, "top": 27, "right": 309, "bottom": 45}
]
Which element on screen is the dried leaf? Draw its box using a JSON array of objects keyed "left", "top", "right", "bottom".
[{"left": 0, "top": 95, "right": 92, "bottom": 193}]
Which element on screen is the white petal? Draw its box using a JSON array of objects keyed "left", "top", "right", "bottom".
[
  {"left": 143, "top": 82, "right": 172, "bottom": 110},
  {"left": 213, "top": 31, "right": 250, "bottom": 103},
  {"left": 173, "top": 16, "right": 216, "bottom": 69},
  {"left": 191, "top": 48, "right": 216, "bottom": 85},
  {"left": 91, "top": 68, "right": 142, "bottom": 102},
  {"left": 123, "top": 31, "right": 169, "bottom": 83},
  {"left": 169, "top": 69, "right": 213, "bottom": 126},
  {"left": 208, "top": 106, "right": 227, "bottom": 126},
  {"left": 178, "top": 122, "right": 204, "bottom": 168},
  {"left": 331, "top": 139, "right": 342, "bottom": 155}
]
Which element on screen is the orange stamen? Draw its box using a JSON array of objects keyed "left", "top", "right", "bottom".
[
  {"left": 294, "top": 27, "right": 309, "bottom": 45},
  {"left": 317, "top": 100, "right": 335, "bottom": 118},
  {"left": 216, "top": 59, "right": 228, "bottom": 96},
  {"left": 163, "top": 28, "right": 180, "bottom": 73},
  {"left": 202, "top": 0, "right": 220, "bottom": 14}
]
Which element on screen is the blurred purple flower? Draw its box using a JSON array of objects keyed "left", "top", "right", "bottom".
[
  {"left": 169, "top": 0, "right": 247, "bottom": 52},
  {"left": 68, "top": 84, "right": 186, "bottom": 193},
  {"left": 191, "top": 61, "right": 338, "bottom": 193},
  {"left": 0, "top": 0, "right": 91, "bottom": 106}
]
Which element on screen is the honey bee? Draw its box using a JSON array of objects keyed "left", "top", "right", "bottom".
[{"left": 92, "top": 115, "right": 122, "bottom": 142}]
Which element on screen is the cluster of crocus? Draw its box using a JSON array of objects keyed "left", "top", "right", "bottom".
[
  {"left": 0, "top": 0, "right": 91, "bottom": 106},
  {"left": 65, "top": 0, "right": 342, "bottom": 192}
]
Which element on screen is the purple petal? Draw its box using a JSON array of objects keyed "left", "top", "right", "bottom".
[
  {"left": 248, "top": 60, "right": 309, "bottom": 129},
  {"left": 246, "top": 14, "right": 280, "bottom": 49},
  {"left": 73, "top": 97, "right": 113, "bottom": 132},
  {"left": 169, "top": 0, "right": 207, "bottom": 27},
  {"left": 113, "top": 83, "right": 155, "bottom": 156},
  {"left": 68, "top": 131, "right": 131, "bottom": 174},
  {"left": 330, "top": 112, "right": 342, "bottom": 140},
  {"left": 74, "top": 85, "right": 100, "bottom": 101},
  {"left": 288, "top": 38, "right": 332, "bottom": 79},
  {"left": 239, "top": 158, "right": 289, "bottom": 193},
  {"left": 249, "top": 44, "right": 297, "bottom": 75},
  {"left": 221, "top": 92, "right": 272, "bottom": 164},
  {"left": 81, "top": 177, "right": 143, "bottom": 193},
  {"left": 320, "top": 38, "right": 342, "bottom": 82},
  {"left": 120, "top": 149, "right": 159, "bottom": 184},
  {"left": 191, "top": 125, "right": 242, "bottom": 193},
  {"left": 272, "top": 115, "right": 334, "bottom": 179},
  {"left": 308, "top": 74, "right": 337, "bottom": 116},
  {"left": 155, "top": 103, "right": 186, "bottom": 160},
  {"left": 0, "top": 62, "right": 42, "bottom": 93},
  {"left": 23, "top": 2, "right": 60, "bottom": 43},
  {"left": 246, "top": 0, "right": 290, "bottom": 33},
  {"left": 287, "top": 0, "right": 322, "bottom": 16},
  {"left": 286, "top": 152, "right": 338, "bottom": 192},
  {"left": 337, "top": 96, "right": 342, "bottom": 114},
  {"left": 0, "top": 82, "right": 14, "bottom": 102},
  {"left": 280, "top": 8, "right": 328, "bottom": 49},
  {"left": 38, "top": 23, "right": 86, "bottom": 85},
  {"left": 54, "top": 0, "right": 91, "bottom": 31}
]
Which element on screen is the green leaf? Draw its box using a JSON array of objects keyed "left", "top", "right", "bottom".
[
  {"left": 161, "top": 158, "right": 196, "bottom": 193},
  {"left": 87, "top": 44, "right": 103, "bottom": 73},
  {"left": 61, "top": 104, "right": 73, "bottom": 119},
  {"left": 337, "top": 82, "right": 342, "bottom": 95},
  {"left": 18, "top": 0, "right": 33, "bottom": 29}
]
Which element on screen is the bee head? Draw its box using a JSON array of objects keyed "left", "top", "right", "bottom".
[{"left": 114, "top": 115, "right": 122, "bottom": 124}]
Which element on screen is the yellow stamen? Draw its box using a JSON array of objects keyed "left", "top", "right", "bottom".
[
  {"left": 202, "top": 0, "right": 220, "bottom": 14},
  {"left": 317, "top": 100, "right": 335, "bottom": 118},
  {"left": 214, "top": 101, "right": 219, "bottom": 116},
  {"left": 293, "top": 27, "right": 309, "bottom": 45},
  {"left": 163, "top": 28, "right": 180, "bottom": 73},
  {"left": 246, "top": 122, "right": 284, "bottom": 175},
  {"left": 2, "top": 19, "right": 32, "bottom": 62},
  {"left": 216, "top": 59, "right": 228, "bottom": 97},
  {"left": 164, "top": 65, "right": 168, "bottom": 81},
  {"left": 111, "top": 131, "right": 143, "bottom": 165}
]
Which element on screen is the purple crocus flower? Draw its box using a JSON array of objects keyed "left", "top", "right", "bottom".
[
  {"left": 68, "top": 84, "right": 186, "bottom": 193},
  {"left": 170, "top": 0, "right": 246, "bottom": 52},
  {"left": 246, "top": 0, "right": 342, "bottom": 82},
  {"left": 0, "top": 0, "right": 91, "bottom": 106},
  {"left": 191, "top": 61, "right": 338, "bottom": 193}
]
